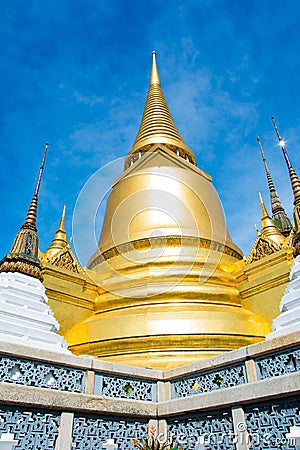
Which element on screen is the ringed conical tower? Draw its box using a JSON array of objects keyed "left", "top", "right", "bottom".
[
  {"left": 125, "top": 51, "right": 196, "bottom": 169},
  {"left": 271, "top": 117, "right": 300, "bottom": 256},
  {"left": 257, "top": 136, "right": 292, "bottom": 236},
  {"left": 66, "top": 53, "right": 270, "bottom": 369}
]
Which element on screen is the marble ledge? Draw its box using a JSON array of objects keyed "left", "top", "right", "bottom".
[
  {"left": 0, "top": 340, "right": 92, "bottom": 370},
  {"left": 0, "top": 340, "right": 163, "bottom": 379},
  {"left": 91, "top": 358, "right": 163, "bottom": 380},
  {"left": 0, "top": 382, "right": 157, "bottom": 418},
  {"left": 158, "top": 371, "right": 300, "bottom": 417}
]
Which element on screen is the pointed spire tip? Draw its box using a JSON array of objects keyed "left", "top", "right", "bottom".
[
  {"left": 59, "top": 204, "right": 66, "bottom": 231},
  {"left": 150, "top": 51, "right": 160, "bottom": 85},
  {"left": 258, "top": 191, "right": 269, "bottom": 219},
  {"left": 34, "top": 142, "right": 49, "bottom": 196}
]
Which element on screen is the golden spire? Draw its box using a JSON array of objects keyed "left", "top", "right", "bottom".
[
  {"left": 126, "top": 52, "right": 196, "bottom": 167},
  {"left": 258, "top": 191, "right": 286, "bottom": 246},
  {"left": 271, "top": 117, "right": 300, "bottom": 256},
  {"left": 0, "top": 143, "right": 49, "bottom": 281},
  {"left": 44, "top": 205, "right": 67, "bottom": 260},
  {"left": 42, "top": 205, "right": 82, "bottom": 273},
  {"left": 259, "top": 191, "right": 268, "bottom": 219},
  {"left": 257, "top": 136, "right": 292, "bottom": 236},
  {"left": 247, "top": 192, "right": 286, "bottom": 263}
]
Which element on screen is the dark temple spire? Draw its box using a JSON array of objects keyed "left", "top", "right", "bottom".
[
  {"left": 257, "top": 136, "right": 292, "bottom": 236},
  {"left": 0, "top": 143, "right": 49, "bottom": 280},
  {"left": 271, "top": 117, "right": 300, "bottom": 257}
]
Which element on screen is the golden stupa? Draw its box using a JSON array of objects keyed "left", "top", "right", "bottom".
[{"left": 62, "top": 52, "right": 271, "bottom": 369}]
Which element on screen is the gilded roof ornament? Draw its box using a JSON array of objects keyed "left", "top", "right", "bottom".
[
  {"left": 43, "top": 205, "right": 82, "bottom": 273},
  {"left": 45, "top": 245, "right": 82, "bottom": 274},
  {"left": 246, "top": 191, "right": 286, "bottom": 263},
  {"left": 271, "top": 117, "right": 300, "bottom": 256},
  {"left": 0, "top": 143, "right": 49, "bottom": 281},
  {"left": 126, "top": 52, "right": 196, "bottom": 168},
  {"left": 257, "top": 136, "right": 292, "bottom": 236}
]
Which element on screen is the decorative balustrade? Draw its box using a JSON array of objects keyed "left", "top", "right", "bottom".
[
  {"left": 1, "top": 343, "right": 300, "bottom": 403},
  {"left": 94, "top": 373, "right": 156, "bottom": 402},
  {"left": 72, "top": 415, "right": 148, "bottom": 450},
  {"left": 0, "top": 336, "right": 299, "bottom": 449},
  {"left": 0, "top": 406, "right": 60, "bottom": 450},
  {"left": 255, "top": 346, "right": 300, "bottom": 380},
  {"left": 170, "top": 364, "right": 247, "bottom": 398},
  {"left": 0, "top": 355, "right": 85, "bottom": 393},
  {"left": 168, "top": 410, "right": 234, "bottom": 449},
  {"left": 244, "top": 397, "right": 300, "bottom": 449}
]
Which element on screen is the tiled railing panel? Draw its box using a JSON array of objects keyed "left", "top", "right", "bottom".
[
  {"left": 0, "top": 405, "right": 60, "bottom": 449},
  {"left": 255, "top": 346, "right": 300, "bottom": 380},
  {"left": 72, "top": 414, "right": 148, "bottom": 450},
  {"left": 171, "top": 364, "right": 247, "bottom": 398},
  {"left": 0, "top": 355, "right": 85, "bottom": 392},
  {"left": 244, "top": 396, "right": 300, "bottom": 449},
  {"left": 94, "top": 373, "right": 156, "bottom": 401},
  {"left": 168, "top": 410, "right": 234, "bottom": 449}
]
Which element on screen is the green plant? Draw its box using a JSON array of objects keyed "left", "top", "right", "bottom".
[{"left": 132, "top": 427, "right": 185, "bottom": 450}]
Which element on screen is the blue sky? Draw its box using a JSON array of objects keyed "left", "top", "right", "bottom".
[{"left": 1, "top": 0, "right": 300, "bottom": 266}]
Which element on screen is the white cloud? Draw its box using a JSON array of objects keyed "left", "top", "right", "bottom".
[{"left": 73, "top": 91, "right": 104, "bottom": 106}]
